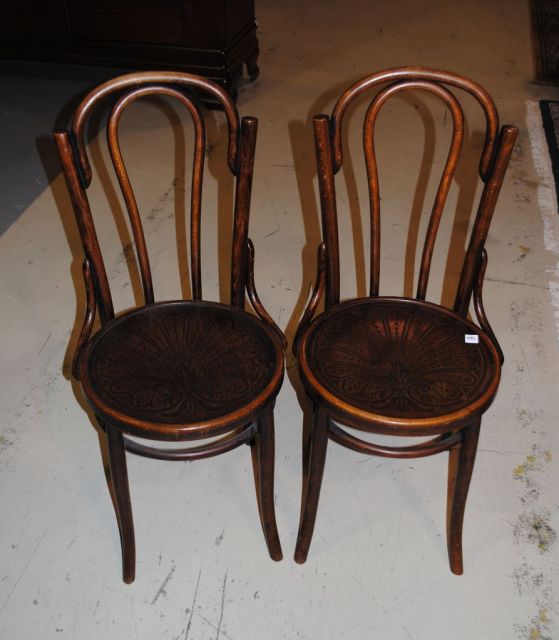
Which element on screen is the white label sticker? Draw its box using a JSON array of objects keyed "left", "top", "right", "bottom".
[{"left": 465, "top": 334, "right": 479, "bottom": 344}]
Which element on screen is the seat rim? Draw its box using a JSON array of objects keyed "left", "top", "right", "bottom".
[
  {"left": 79, "top": 299, "right": 285, "bottom": 441},
  {"left": 298, "top": 296, "right": 501, "bottom": 436}
]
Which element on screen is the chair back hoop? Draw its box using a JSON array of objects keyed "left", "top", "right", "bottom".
[
  {"left": 315, "top": 67, "right": 516, "bottom": 311},
  {"left": 73, "top": 72, "right": 240, "bottom": 183},
  {"left": 54, "top": 71, "right": 256, "bottom": 323}
]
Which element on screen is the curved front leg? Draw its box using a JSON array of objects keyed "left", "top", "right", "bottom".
[
  {"left": 294, "top": 404, "right": 329, "bottom": 563},
  {"left": 447, "top": 418, "right": 481, "bottom": 575},
  {"left": 106, "top": 424, "right": 136, "bottom": 583},
  {"left": 251, "top": 404, "right": 283, "bottom": 560},
  {"left": 245, "top": 238, "right": 287, "bottom": 350}
]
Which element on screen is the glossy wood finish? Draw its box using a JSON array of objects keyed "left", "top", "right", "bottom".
[
  {"left": 294, "top": 405, "right": 329, "bottom": 565},
  {"left": 55, "top": 72, "right": 284, "bottom": 582},
  {"left": 294, "top": 68, "right": 518, "bottom": 572},
  {"left": 106, "top": 425, "right": 135, "bottom": 584},
  {"left": 300, "top": 298, "right": 500, "bottom": 432},
  {"left": 252, "top": 405, "right": 283, "bottom": 561},
  {"left": 446, "top": 419, "right": 481, "bottom": 575},
  {"left": 80, "top": 301, "right": 283, "bottom": 440}
]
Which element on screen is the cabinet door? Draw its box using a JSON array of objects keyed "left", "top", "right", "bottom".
[
  {"left": 182, "top": 0, "right": 255, "bottom": 48},
  {"left": 3, "top": 0, "right": 67, "bottom": 38},
  {"left": 67, "top": 0, "right": 186, "bottom": 46}
]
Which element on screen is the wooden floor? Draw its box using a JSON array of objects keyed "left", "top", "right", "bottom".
[{"left": 1, "top": 1, "right": 558, "bottom": 638}]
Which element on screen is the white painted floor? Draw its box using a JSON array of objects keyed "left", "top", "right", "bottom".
[{"left": 1, "top": 1, "right": 558, "bottom": 638}]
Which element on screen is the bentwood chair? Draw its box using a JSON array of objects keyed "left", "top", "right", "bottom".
[
  {"left": 55, "top": 72, "right": 285, "bottom": 583},
  {"left": 293, "top": 67, "right": 517, "bottom": 573}
]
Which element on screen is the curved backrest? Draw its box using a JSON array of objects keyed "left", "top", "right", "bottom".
[
  {"left": 314, "top": 67, "right": 517, "bottom": 315},
  {"left": 54, "top": 71, "right": 256, "bottom": 324}
]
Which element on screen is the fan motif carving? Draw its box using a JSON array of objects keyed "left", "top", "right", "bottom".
[
  {"left": 306, "top": 300, "right": 496, "bottom": 418},
  {"left": 86, "top": 303, "right": 278, "bottom": 424}
]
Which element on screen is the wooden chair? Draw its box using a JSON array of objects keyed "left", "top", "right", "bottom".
[
  {"left": 293, "top": 67, "right": 518, "bottom": 573},
  {"left": 55, "top": 72, "right": 285, "bottom": 583}
]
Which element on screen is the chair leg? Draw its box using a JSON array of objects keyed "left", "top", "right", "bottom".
[
  {"left": 245, "top": 48, "right": 260, "bottom": 81},
  {"left": 106, "top": 425, "right": 136, "bottom": 583},
  {"left": 251, "top": 405, "right": 283, "bottom": 561},
  {"left": 294, "top": 405, "right": 329, "bottom": 564},
  {"left": 446, "top": 418, "right": 481, "bottom": 575}
]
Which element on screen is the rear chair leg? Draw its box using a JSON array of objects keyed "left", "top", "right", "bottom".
[
  {"left": 446, "top": 418, "right": 481, "bottom": 575},
  {"left": 106, "top": 425, "right": 136, "bottom": 583}
]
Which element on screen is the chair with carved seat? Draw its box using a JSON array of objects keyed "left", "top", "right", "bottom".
[
  {"left": 55, "top": 71, "right": 285, "bottom": 583},
  {"left": 293, "top": 67, "right": 517, "bottom": 573}
]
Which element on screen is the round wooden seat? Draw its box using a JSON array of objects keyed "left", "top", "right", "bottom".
[
  {"left": 80, "top": 300, "right": 284, "bottom": 439},
  {"left": 299, "top": 297, "right": 501, "bottom": 433}
]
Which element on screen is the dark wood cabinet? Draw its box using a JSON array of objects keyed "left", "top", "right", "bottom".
[{"left": 0, "top": 1, "right": 259, "bottom": 101}]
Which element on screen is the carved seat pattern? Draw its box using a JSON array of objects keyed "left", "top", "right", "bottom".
[
  {"left": 304, "top": 298, "right": 498, "bottom": 419},
  {"left": 83, "top": 301, "right": 281, "bottom": 427}
]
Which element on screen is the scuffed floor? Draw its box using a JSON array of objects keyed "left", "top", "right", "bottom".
[{"left": 1, "top": 1, "right": 558, "bottom": 638}]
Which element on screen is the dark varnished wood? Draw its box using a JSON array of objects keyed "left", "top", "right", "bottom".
[
  {"left": 363, "top": 80, "right": 464, "bottom": 298},
  {"left": 294, "top": 68, "right": 517, "bottom": 570},
  {"left": 473, "top": 249, "right": 504, "bottom": 365},
  {"left": 294, "top": 405, "right": 329, "bottom": 564},
  {"left": 330, "top": 67, "right": 500, "bottom": 180},
  {"left": 447, "top": 419, "right": 481, "bottom": 574},
  {"left": 106, "top": 425, "right": 135, "bottom": 584},
  {"left": 71, "top": 71, "right": 240, "bottom": 188},
  {"left": 55, "top": 72, "right": 285, "bottom": 582},
  {"left": 71, "top": 258, "right": 96, "bottom": 380},
  {"left": 231, "top": 121, "right": 258, "bottom": 308},
  {"left": 54, "top": 131, "right": 114, "bottom": 324},
  {"left": 107, "top": 85, "right": 206, "bottom": 303},
  {"left": 245, "top": 239, "right": 288, "bottom": 350},
  {"left": 123, "top": 424, "right": 256, "bottom": 462},
  {"left": 80, "top": 301, "right": 283, "bottom": 439},
  {"left": 301, "top": 298, "right": 500, "bottom": 431},
  {"left": 252, "top": 405, "right": 283, "bottom": 561},
  {"left": 293, "top": 242, "right": 326, "bottom": 356},
  {"left": 454, "top": 125, "right": 518, "bottom": 315},
  {"left": 313, "top": 116, "right": 340, "bottom": 307},
  {"left": 329, "top": 424, "right": 461, "bottom": 459}
]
